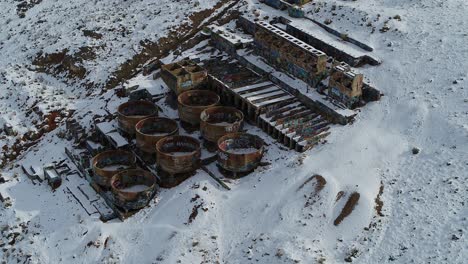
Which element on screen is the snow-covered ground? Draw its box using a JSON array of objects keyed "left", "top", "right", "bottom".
[{"left": 1, "top": 0, "right": 467, "bottom": 263}]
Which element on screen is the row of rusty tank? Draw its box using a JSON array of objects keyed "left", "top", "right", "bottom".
[
  {"left": 90, "top": 150, "right": 157, "bottom": 211},
  {"left": 94, "top": 89, "right": 265, "bottom": 192},
  {"left": 175, "top": 89, "right": 266, "bottom": 176}
]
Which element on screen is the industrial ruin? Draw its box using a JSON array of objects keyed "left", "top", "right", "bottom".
[{"left": 24, "top": 12, "right": 382, "bottom": 221}]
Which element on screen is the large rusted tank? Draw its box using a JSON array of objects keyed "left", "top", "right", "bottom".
[
  {"left": 156, "top": 135, "right": 201, "bottom": 174},
  {"left": 110, "top": 169, "right": 158, "bottom": 210},
  {"left": 91, "top": 150, "right": 137, "bottom": 187},
  {"left": 117, "top": 100, "right": 158, "bottom": 135},
  {"left": 200, "top": 106, "right": 244, "bottom": 143},
  {"left": 135, "top": 117, "right": 179, "bottom": 154},
  {"left": 177, "top": 90, "right": 219, "bottom": 126},
  {"left": 217, "top": 133, "right": 265, "bottom": 173}
]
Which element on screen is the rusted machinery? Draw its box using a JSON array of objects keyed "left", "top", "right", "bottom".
[
  {"left": 257, "top": 100, "right": 331, "bottom": 152},
  {"left": 117, "top": 100, "right": 158, "bottom": 135},
  {"left": 217, "top": 133, "right": 265, "bottom": 176},
  {"left": 205, "top": 59, "right": 330, "bottom": 151},
  {"left": 135, "top": 117, "right": 179, "bottom": 154},
  {"left": 110, "top": 169, "right": 158, "bottom": 210},
  {"left": 156, "top": 135, "right": 201, "bottom": 174},
  {"left": 200, "top": 106, "right": 244, "bottom": 143},
  {"left": 177, "top": 90, "right": 220, "bottom": 126},
  {"left": 91, "top": 150, "right": 137, "bottom": 187}
]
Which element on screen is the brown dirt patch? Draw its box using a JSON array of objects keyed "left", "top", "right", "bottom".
[
  {"left": 104, "top": 0, "right": 241, "bottom": 91},
  {"left": 374, "top": 182, "right": 384, "bottom": 217},
  {"left": 334, "top": 192, "right": 360, "bottom": 226},
  {"left": 335, "top": 191, "right": 345, "bottom": 202},
  {"left": 297, "top": 175, "right": 327, "bottom": 208},
  {"left": 297, "top": 174, "right": 326, "bottom": 192},
  {"left": 33, "top": 49, "right": 87, "bottom": 79},
  {"left": 0, "top": 109, "right": 69, "bottom": 169}
]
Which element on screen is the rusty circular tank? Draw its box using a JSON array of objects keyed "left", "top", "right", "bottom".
[
  {"left": 117, "top": 100, "right": 158, "bottom": 135},
  {"left": 135, "top": 117, "right": 179, "bottom": 154},
  {"left": 110, "top": 169, "right": 158, "bottom": 210},
  {"left": 177, "top": 90, "right": 219, "bottom": 126},
  {"left": 91, "top": 150, "right": 137, "bottom": 187},
  {"left": 156, "top": 135, "right": 201, "bottom": 174},
  {"left": 200, "top": 106, "right": 244, "bottom": 143},
  {"left": 217, "top": 133, "right": 265, "bottom": 173}
]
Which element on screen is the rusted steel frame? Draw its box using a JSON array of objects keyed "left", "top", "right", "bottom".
[
  {"left": 294, "top": 118, "right": 328, "bottom": 133},
  {"left": 270, "top": 106, "right": 309, "bottom": 122},
  {"left": 200, "top": 106, "right": 244, "bottom": 143},
  {"left": 280, "top": 112, "right": 320, "bottom": 129},
  {"left": 285, "top": 116, "right": 323, "bottom": 132},
  {"left": 283, "top": 115, "right": 321, "bottom": 131},
  {"left": 275, "top": 109, "right": 314, "bottom": 126},
  {"left": 301, "top": 127, "right": 331, "bottom": 141},
  {"left": 135, "top": 117, "right": 179, "bottom": 154},
  {"left": 110, "top": 169, "right": 158, "bottom": 210},
  {"left": 303, "top": 127, "right": 331, "bottom": 143},
  {"left": 296, "top": 121, "right": 329, "bottom": 137},
  {"left": 91, "top": 150, "right": 137, "bottom": 187},
  {"left": 156, "top": 135, "right": 201, "bottom": 174},
  {"left": 117, "top": 100, "right": 158, "bottom": 135},
  {"left": 264, "top": 100, "right": 299, "bottom": 118},
  {"left": 299, "top": 130, "right": 331, "bottom": 151},
  {"left": 266, "top": 105, "right": 297, "bottom": 120}
]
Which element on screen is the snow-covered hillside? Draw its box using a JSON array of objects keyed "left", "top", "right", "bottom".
[{"left": 0, "top": 0, "right": 467, "bottom": 263}]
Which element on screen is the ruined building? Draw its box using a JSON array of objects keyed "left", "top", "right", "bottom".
[
  {"left": 161, "top": 59, "right": 207, "bottom": 95},
  {"left": 327, "top": 62, "right": 363, "bottom": 108},
  {"left": 254, "top": 21, "right": 328, "bottom": 86},
  {"left": 209, "top": 25, "right": 252, "bottom": 56}
]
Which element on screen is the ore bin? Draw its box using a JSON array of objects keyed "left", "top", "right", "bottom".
[
  {"left": 135, "top": 117, "right": 179, "bottom": 154},
  {"left": 200, "top": 106, "right": 244, "bottom": 143},
  {"left": 117, "top": 100, "right": 158, "bottom": 135},
  {"left": 110, "top": 169, "right": 158, "bottom": 210},
  {"left": 217, "top": 133, "right": 265, "bottom": 174},
  {"left": 91, "top": 150, "right": 137, "bottom": 187},
  {"left": 177, "top": 90, "right": 219, "bottom": 126}
]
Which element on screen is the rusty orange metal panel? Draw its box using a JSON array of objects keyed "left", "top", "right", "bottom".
[
  {"left": 110, "top": 169, "right": 158, "bottom": 210},
  {"left": 200, "top": 106, "right": 244, "bottom": 143},
  {"left": 135, "top": 117, "right": 179, "bottom": 154},
  {"left": 91, "top": 150, "right": 137, "bottom": 187},
  {"left": 117, "top": 100, "right": 158, "bottom": 135},
  {"left": 177, "top": 90, "right": 219, "bottom": 126},
  {"left": 217, "top": 133, "right": 265, "bottom": 173},
  {"left": 156, "top": 135, "right": 201, "bottom": 174}
]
